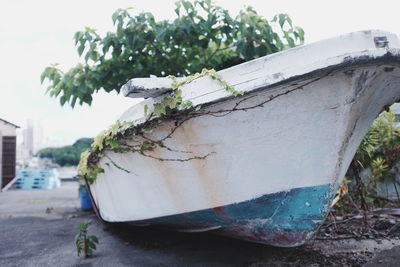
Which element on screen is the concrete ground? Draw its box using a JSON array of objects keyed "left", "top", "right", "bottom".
[{"left": 0, "top": 183, "right": 400, "bottom": 266}]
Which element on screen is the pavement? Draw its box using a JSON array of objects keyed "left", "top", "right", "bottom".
[{"left": 1, "top": 183, "right": 400, "bottom": 266}]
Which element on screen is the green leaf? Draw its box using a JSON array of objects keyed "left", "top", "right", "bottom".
[
  {"left": 179, "top": 100, "right": 193, "bottom": 110},
  {"left": 153, "top": 103, "right": 166, "bottom": 116},
  {"left": 77, "top": 45, "right": 85, "bottom": 56},
  {"left": 74, "top": 32, "right": 82, "bottom": 45},
  {"left": 71, "top": 96, "right": 78, "bottom": 108},
  {"left": 60, "top": 95, "right": 68, "bottom": 106},
  {"left": 117, "top": 26, "right": 124, "bottom": 39},
  {"left": 40, "top": 72, "right": 47, "bottom": 84},
  {"left": 173, "top": 89, "right": 182, "bottom": 97},
  {"left": 112, "top": 11, "right": 119, "bottom": 24},
  {"left": 182, "top": 1, "right": 193, "bottom": 11},
  {"left": 163, "top": 96, "right": 178, "bottom": 109},
  {"left": 88, "top": 242, "right": 97, "bottom": 249},
  {"left": 278, "top": 14, "right": 286, "bottom": 28},
  {"left": 89, "top": 235, "right": 99, "bottom": 243}
]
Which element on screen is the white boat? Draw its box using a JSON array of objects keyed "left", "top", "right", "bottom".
[{"left": 86, "top": 30, "right": 400, "bottom": 247}]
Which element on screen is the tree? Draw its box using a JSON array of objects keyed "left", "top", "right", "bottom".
[
  {"left": 37, "top": 138, "right": 94, "bottom": 166},
  {"left": 41, "top": 0, "right": 304, "bottom": 107}
]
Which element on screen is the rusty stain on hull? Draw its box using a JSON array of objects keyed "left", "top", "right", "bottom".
[{"left": 177, "top": 121, "right": 224, "bottom": 208}]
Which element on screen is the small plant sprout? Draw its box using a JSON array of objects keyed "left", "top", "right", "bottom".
[{"left": 75, "top": 220, "right": 99, "bottom": 258}]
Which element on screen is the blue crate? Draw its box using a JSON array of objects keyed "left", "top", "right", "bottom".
[{"left": 15, "top": 169, "right": 61, "bottom": 190}]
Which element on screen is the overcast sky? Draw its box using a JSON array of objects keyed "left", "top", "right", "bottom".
[{"left": 1, "top": 0, "right": 400, "bottom": 146}]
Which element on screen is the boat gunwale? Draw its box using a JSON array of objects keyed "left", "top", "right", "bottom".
[{"left": 120, "top": 49, "right": 400, "bottom": 125}]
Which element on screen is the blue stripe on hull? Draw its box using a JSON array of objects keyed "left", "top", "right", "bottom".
[{"left": 140, "top": 184, "right": 335, "bottom": 247}]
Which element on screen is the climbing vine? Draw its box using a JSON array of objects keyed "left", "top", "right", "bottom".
[
  {"left": 78, "top": 68, "right": 317, "bottom": 184},
  {"left": 78, "top": 68, "right": 241, "bottom": 184},
  {"left": 152, "top": 68, "right": 243, "bottom": 116}
]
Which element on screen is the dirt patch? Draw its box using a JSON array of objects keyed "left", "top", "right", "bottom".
[{"left": 316, "top": 209, "right": 400, "bottom": 240}]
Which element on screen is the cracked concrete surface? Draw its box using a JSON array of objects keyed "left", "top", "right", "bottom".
[{"left": 1, "top": 183, "right": 400, "bottom": 266}]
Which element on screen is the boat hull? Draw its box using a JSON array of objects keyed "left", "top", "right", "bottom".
[
  {"left": 137, "top": 184, "right": 332, "bottom": 247},
  {"left": 88, "top": 31, "right": 400, "bottom": 247}
]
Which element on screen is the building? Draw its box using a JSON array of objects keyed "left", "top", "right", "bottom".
[
  {"left": 18, "top": 120, "right": 44, "bottom": 162},
  {"left": 22, "top": 121, "right": 34, "bottom": 156},
  {"left": 0, "top": 118, "right": 19, "bottom": 189}
]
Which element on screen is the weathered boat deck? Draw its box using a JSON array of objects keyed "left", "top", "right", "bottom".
[{"left": 0, "top": 184, "right": 399, "bottom": 266}]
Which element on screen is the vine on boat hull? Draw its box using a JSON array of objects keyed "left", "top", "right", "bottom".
[
  {"left": 78, "top": 68, "right": 241, "bottom": 184},
  {"left": 78, "top": 68, "right": 308, "bottom": 184}
]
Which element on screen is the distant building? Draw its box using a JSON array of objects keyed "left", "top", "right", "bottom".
[
  {"left": 19, "top": 120, "right": 44, "bottom": 158},
  {"left": 22, "top": 120, "right": 34, "bottom": 156},
  {"left": 0, "top": 118, "right": 19, "bottom": 189}
]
